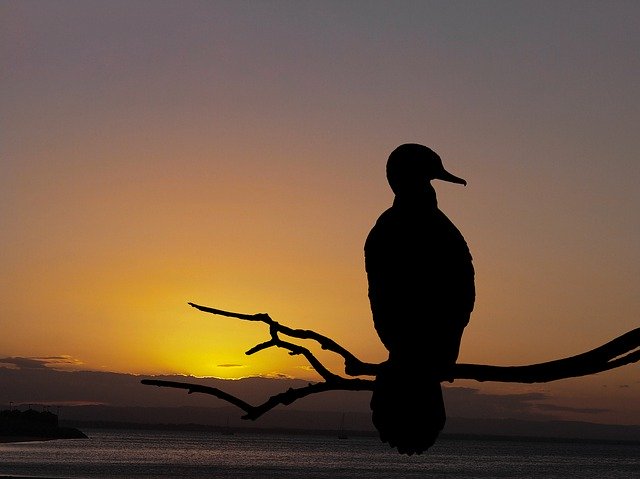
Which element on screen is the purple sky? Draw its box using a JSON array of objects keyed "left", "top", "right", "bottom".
[{"left": 2, "top": 1, "right": 639, "bottom": 424}]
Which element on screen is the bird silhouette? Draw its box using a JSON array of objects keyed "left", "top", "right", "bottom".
[{"left": 365, "top": 143, "right": 475, "bottom": 455}]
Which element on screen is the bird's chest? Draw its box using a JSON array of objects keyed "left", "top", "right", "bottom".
[{"left": 386, "top": 221, "right": 459, "bottom": 267}]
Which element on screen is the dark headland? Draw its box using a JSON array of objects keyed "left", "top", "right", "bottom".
[{"left": 0, "top": 408, "right": 87, "bottom": 443}]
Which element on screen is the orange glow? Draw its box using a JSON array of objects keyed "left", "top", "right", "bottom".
[{"left": 2, "top": 1, "right": 639, "bottom": 424}]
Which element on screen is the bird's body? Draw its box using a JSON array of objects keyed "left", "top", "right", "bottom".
[{"left": 365, "top": 144, "right": 474, "bottom": 455}]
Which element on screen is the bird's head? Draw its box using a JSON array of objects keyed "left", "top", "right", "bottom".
[{"left": 386, "top": 143, "right": 466, "bottom": 195}]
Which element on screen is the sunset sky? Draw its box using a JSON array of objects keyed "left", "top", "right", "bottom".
[{"left": 2, "top": 1, "right": 639, "bottom": 424}]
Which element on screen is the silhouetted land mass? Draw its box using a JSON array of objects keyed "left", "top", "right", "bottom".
[
  {"left": 0, "top": 408, "right": 87, "bottom": 443},
  {"left": 143, "top": 144, "right": 640, "bottom": 455}
]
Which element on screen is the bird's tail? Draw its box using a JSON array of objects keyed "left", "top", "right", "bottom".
[{"left": 370, "top": 360, "right": 446, "bottom": 455}]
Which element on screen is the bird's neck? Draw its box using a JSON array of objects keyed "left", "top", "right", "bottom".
[{"left": 392, "top": 186, "right": 438, "bottom": 210}]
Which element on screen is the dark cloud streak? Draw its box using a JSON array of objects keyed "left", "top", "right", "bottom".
[{"left": 0, "top": 356, "right": 83, "bottom": 370}]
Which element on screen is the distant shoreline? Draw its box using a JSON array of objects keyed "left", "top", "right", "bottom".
[
  {"left": 0, "top": 476, "right": 71, "bottom": 479},
  {"left": 58, "top": 420, "right": 640, "bottom": 447},
  {"left": 1, "top": 436, "right": 57, "bottom": 443},
  {"left": 4, "top": 423, "right": 638, "bottom": 447},
  {"left": 0, "top": 433, "right": 87, "bottom": 444},
  {"left": 0, "top": 476, "right": 68, "bottom": 479}
]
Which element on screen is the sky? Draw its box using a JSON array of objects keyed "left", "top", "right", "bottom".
[{"left": 1, "top": 1, "right": 639, "bottom": 424}]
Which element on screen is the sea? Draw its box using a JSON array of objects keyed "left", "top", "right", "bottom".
[{"left": 1, "top": 429, "right": 639, "bottom": 479}]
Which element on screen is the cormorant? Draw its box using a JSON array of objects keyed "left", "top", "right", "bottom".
[{"left": 365, "top": 143, "right": 475, "bottom": 455}]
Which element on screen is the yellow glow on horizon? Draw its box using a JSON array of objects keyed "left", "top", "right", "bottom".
[{"left": 3, "top": 1, "right": 639, "bottom": 426}]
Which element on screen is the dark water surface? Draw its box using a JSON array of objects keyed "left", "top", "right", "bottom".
[{"left": 1, "top": 429, "right": 639, "bottom": 478}]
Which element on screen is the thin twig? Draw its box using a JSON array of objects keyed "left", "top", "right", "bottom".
[
  {"left": 141, "top": 378, "right": 373, "bottom": 421},
  {"left": 188, "top": 302, "right": 379, "bottom": 376}
]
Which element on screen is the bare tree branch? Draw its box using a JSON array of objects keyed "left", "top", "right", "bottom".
[
  {"left": 187, "top": 302, "right": 378, "bottom": 376},
  {"left": 142, "top": 302, "right": 639, "bottom": 421},
  {"left": 141, "top": 377, "right": 373, "bottom": 421},
  {"left": 454, "top": 327, "right": 640, "bottom": 383}
]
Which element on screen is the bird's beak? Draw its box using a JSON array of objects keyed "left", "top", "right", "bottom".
[{"left": 436, "top": 168, "right": 467, "bottom": 186}]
